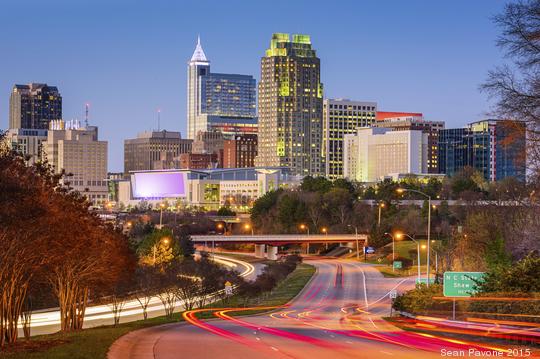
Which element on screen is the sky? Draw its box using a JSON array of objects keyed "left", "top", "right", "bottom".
[{"left": 0, "top": 0, "right": 509, "bottom": 172}]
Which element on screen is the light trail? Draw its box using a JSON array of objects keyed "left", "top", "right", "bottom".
[{"left": 21, "top": 254, "right": 255, "bottom": 334}]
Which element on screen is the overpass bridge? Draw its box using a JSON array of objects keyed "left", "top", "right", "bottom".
[{"left": 192, "top": 234, "right": 368, "bottom": 260}]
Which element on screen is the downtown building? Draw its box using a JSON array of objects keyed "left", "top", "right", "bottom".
[
  {"left": 223, "top": 134, "right": 258, "bottom": 168},
  {"left": 3, "top": 128, "right": 48, "bottom": 165},
  {"left": 375, "top": 111, "right": 444, "bottom": 174},
  {"left": 323, "top": 99, "right": 377, "bottom": 179},
  {"left": 187, "top": 37, "right": 257, "bottom": 139},
  {"left": 42, "top": 120, "right": 108, "bottom": 204},
  {"left": 343, "top": 127, "right": 429, "bottom": 183},
  {"left": 124, "top": 130, "right": 193, "bottom": 174},
  {"left": 438, "top": 119, "right": 526, "bottom": 182},
  {"left": 256, "top": 33, "right": 324, "bottom": 176},
  {"left": 9, "top": 83, "right": 62, "bottom": 129}
]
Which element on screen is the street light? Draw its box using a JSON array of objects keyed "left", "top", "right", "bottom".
[
  {"left": 300, "top": 224, "right": 310, "bottom": 255},
  {"left": 321, "top": 227, "right": 328, "bottom": 235},
  {"left": 244, "top": 223, "right": 254, "bottom": 235},
  {"left": 378, "top": 202, "right": 385, "bottom": 226},
  {"left": 396, "top": 188, "right": 432, "bottom": 286},
  {"left": 299, "top": 224, "right": 310, "bottom": 235},
  {"left": 159, "top": 203, "right": 166, "bottom": 229},
  {"left": 153, "top": 237, "right": 170, "bottom": 266},
  {"left": 384, "top": 232, "right": 396, "bottom": 272},
  {"left": 348, "top": 224, "right": 361, "bottom": 261},
  {"left": 396, "top": 232, "right": 421, "bottom": 282}
]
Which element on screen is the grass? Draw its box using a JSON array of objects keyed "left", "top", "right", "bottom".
[
  {"left": 375, "top": 265, "right": 427, "bottom": 278},
  {"left": 0, "top": 263, "right": 315, "bottom": 359}
]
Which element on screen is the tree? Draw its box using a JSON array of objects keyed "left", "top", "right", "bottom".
[
  {"left": 137, "top": 228, "right": 181, "bottom": 266},
  {"left": 179, "top": 231, "right": 195, "bottom": 258},
  {"left": 133, "top": 267, "right": 158, "bottom": 320},
  {"left": 217, "top": 206, "right": 236, "bottom": 216},
  {"left": 481, "top": 0, "right": 539, "bottom": 177},
  {"left": 300, "top": 176, "right": 332, "bottom": 193}
]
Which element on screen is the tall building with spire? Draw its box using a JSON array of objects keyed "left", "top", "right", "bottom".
[
  {"left": 186, "top": 36, "right": 257, "bottom": 139},
  {"left": 256, "top": 33, "right": 324, "bottom": 176}
]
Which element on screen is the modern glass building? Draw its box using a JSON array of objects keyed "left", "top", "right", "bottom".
[
  {"left": 9, "top": 83, "right": 62, "bottom": 129},
  {"left": 323, "top": 99, "right": 377, "bottom": 179},
  {"left": 187, "top": 37, "right": 257, "bottom": 139},
  {"left": 438, "top": 120, "right": 526, "bottom": 182},
  {"left": 256, "top": 33, "right": 324, "bottom": 176}
]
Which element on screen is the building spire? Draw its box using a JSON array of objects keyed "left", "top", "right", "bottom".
[{"left": 190, "top": 34, "right": 208, "bottom": 63}]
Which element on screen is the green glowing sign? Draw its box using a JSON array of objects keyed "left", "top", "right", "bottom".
[{"left": 443, "top": 271, "right": 485, "bottom": 297}]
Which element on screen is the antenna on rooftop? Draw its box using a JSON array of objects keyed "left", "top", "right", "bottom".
[
  {"left": 85, "top": 103, "right": 90, "bottom": 127},
  {"left": 157, "top": 108, "right": 161, "bottom": 131}
]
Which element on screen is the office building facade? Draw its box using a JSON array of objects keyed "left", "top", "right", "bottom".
[
  {"left": 42, "top": 121, "right": 108, "bottom": 204},
  {"left": 223, "top": 134, "right": 258, "bottom": 168},
  {"left": 9, "top": 83, "right": 62, "bottom": 129},
  {"left": 4, "top": 128, "right": 48, "bottom": 164},
  {"left": 323, "top": 99, "right": 377, "bottom": 179},
  {"left": 374, "top": 112, "right": 443, "bottom": 174},
  {"left": 187, "top": 37, "right": 257, "bottom": 139},
  {"left": 343, "top": 127, "right": 428, "bottom": 182},
  {"left": 124, "top": 130, "right": 192, "bottom": 174},
  {"left": 256, "top": 33, "right": 324, "bottom": 176},
  {"left": 438, "top": 119, "right": 526, "bottom": 182}
]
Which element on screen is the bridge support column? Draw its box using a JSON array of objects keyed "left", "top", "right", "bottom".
[
  {"left": 267, "top": 246, "right": 278, "bottom": 260},
  {"left": 254, "top": 244, "right": 265, "bottom": 258}
]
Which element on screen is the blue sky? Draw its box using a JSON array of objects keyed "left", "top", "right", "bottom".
[{"left": 0, "top": 0, "right": 508, "bottom": 171}]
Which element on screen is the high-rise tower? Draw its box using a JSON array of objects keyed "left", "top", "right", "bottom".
[
  {"left": 186, "top": 36, "right": 257, "bottom": 139},
  {"left": 256, "top": 33, "right": 324, "bottom": 176},
  {"left": 187, "top": 36, "right": 210, "bottom": 139},
  {"left": 9, "top": 83, "right": 62, "bottom": 129}
]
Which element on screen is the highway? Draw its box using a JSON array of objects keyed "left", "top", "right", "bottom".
[
  {"left": 25, "top": 254, "right": 259, "bottom": 337},
  {"left": 109, "top": 259, "right": 521, "bottom": 359}
]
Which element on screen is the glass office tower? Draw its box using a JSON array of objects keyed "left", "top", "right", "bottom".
[{"left": 187, "top": 36, "right": 257, "bottom": 139}]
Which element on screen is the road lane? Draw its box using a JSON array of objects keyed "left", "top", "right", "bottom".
[{"left": 109, "top": 259, "right": 516, "bottom": 359}]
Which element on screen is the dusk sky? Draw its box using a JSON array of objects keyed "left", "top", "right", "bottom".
[{"left": 0, "top": 0, "right": 508, "bottom": 171}]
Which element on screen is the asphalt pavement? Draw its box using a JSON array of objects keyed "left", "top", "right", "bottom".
[{"left": 109, "top": 260, "right": 520, "bottom": 359}]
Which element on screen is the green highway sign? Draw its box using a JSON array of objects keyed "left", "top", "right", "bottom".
[
  {"left": 443, "top": 271, "right": 485, "bottom": 297},
  {"left": 393, "top": 261, "right": 402, "bottom": 269}
]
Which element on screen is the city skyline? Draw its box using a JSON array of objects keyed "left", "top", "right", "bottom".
[{"left": 0, "top": 0, "right": 507, "bottom": 171}]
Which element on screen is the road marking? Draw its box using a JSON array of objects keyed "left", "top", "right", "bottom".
[
  {"left": 346, "top": 341, "right": 353, "bottom": 344},
  {"left": 271, "top": 347, "right": 279, "bottom": 351},
  {"left": 380, "top": 350, "right": 393, "bottom": 355},
  {"left": 256, "top": 337, "right": 260, "bottom": 341},
  {"left": 359, "top": 265, "right": 369, "bottom": 309}
]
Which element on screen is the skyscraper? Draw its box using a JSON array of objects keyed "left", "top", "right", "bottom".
[
  {"left": 323, "top": 99, "right": 377, "bottom": 179},
  {"left": 9, "top": 83, "right": 62, "bottom": 129},
  {"left": 256, "top": 33, "right": 324, "bottom": 176},
  {"left": 186, "top": 36, "right": 257, "bottom": 139}
]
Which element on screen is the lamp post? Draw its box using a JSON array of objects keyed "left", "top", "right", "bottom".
[
  {"left": 300, "top": 224, "right": 310, "bottom": 254},
  {"left": 348, "top": 225, "right": 360, "bottom": 261},
  {"left": 384, "top": 232, "right": 396, "bottom": 271},
  {"left": 378, "top": 202, "right": 385, "bottom": 226},
  {"left": 244, "top": 223, "right": 254, "bottom": 235},
  {"left": 397, "top": 188, "right": 432, "bottom": 286},
  {"left": 152, "top": 237, "right": 170, "bottom": 266},
  {"left": 159, "top": 203, "right": 166, "bottom": 229},
  {"left": 396, "top": 232, "right": 421, "bottom": 282}
]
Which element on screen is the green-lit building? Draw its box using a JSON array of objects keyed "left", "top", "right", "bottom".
[{"left": 256, "top": 33, "right": 324, "bottom": 176}]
